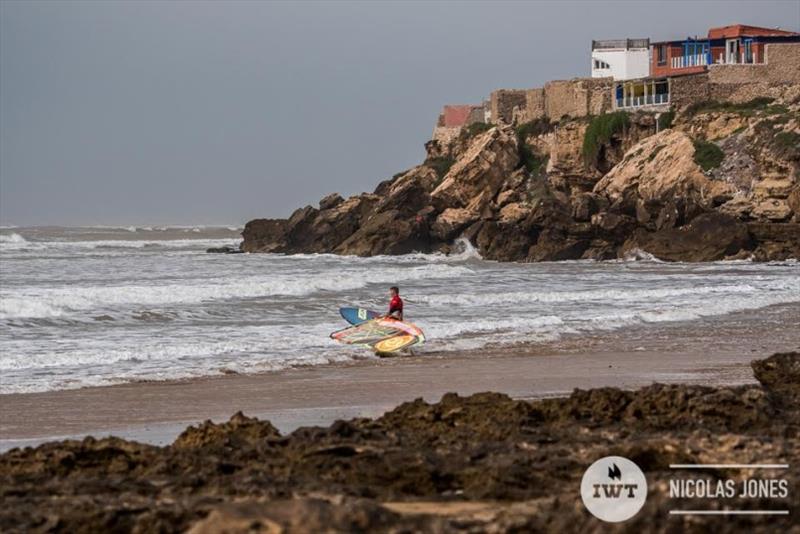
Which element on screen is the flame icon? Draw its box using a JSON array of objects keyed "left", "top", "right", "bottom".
[{"left": 608, "top": 463, "right": 622, "bottom": 480}]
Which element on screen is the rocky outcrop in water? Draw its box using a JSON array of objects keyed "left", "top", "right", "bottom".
[
  {"left": 242, "top": 92, "right": 800, "bottom": 261},
  {"left": 1, "top": 352, "right": 798, "bottom": 532}
]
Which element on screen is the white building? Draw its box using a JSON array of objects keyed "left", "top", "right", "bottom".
[{"left": 591, "top": 38, "right": 650, "bottom": 80}]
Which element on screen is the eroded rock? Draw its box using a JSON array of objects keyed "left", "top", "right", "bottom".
[{"left": 1, "top": 353, "right": 797, "bottom": 533}]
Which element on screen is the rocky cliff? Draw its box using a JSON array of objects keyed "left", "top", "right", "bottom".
[
  {"left": 1, "top": 353, "right": 797, "bottom": 532},
  {"left": 242, "top": 91, "right": 800, "bottom": 261}
]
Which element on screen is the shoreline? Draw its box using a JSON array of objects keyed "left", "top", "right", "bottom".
[{"left": 2, "top": 302, "right": 797, "bottom": 451}]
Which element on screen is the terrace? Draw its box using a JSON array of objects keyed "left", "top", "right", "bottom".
[{"left": 615, "top": 78, "right": 670, "bottom": 109}]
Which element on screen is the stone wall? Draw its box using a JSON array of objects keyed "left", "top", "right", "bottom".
[
  {"left": 586, "top": 78, "right": 614, "bottom": 114},
  {"left": 521, "top": 88, "right": 546, "bottom": 122},
  {"left": 669, "top": 73, "right": 711, "bottom": 109},
  {"left": 543, "top": 80, "right": 585, "bottom": 120},
  {"left": 467, "top": 106, "right": 485, "bottom": 125},
  {"left": 542, "top": 78, "right": 613, "bottom": 121},
  {"left": 669, "top": 43, "right": 800, "bottom": 109},
  {"left": 490, "top": 89, "right": 527, "bottom": 125},
  {"left": 708, "top": 43, "right": 800, "bottom": 85},
  {"left": 494, "top": 78, "right": 613, "bottom": 125}
]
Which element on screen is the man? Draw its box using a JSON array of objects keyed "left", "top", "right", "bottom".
[{"left": 386, "top": 286, "right": 403, "bottom": 321}]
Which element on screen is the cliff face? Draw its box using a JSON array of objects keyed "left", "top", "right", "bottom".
[{"left": 242, "top": 92, "right": 800, "bottom": 261}]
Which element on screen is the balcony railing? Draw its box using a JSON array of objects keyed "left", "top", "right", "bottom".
[
  {"left": 616, "top": 93, "right": 670, "bottom": 109},
  {"left": 669, "top": 51, "right": 763, "bottom": 69},
  {"left": 671, "top": 54, "right": 709, "bottom": 69},
  {"left": 592, "top": 38, "right": 650, "bottom": 50},
  {"left": 714, "top": 51, "right": 761, "bottom": 65}
]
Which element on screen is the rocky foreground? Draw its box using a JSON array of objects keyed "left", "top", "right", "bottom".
[
  {"left": 242, "top": 92, "right": 800, "bottom": 261},
  {"left": 1, "top": 353, "right": 797, "bottom": 532}
]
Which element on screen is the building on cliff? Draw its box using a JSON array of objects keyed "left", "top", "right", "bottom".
[
  {"left": 615, "top": 24, "right": 800, "bottom": 112},
  {"left": 431, "top": 104, "right": 487, "bottom": 145},
  {"left": 590, "top": 38, "right": 650, "bottom": 80},
  {"left": 651, "top": 24, "right": 800, "bottom": 78},
  {"left": 431, "top": 24, "right": 799, "bottom": 140}
]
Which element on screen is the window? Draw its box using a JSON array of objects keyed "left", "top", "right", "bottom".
[
  {"left": 594, "top": 60, "right": 610, "bottom": 70},
  {"left": 744, "top": 39, "right": 753, "bottom": 63},
  {"left": 657, "top": 44, "right": 667, "bottom": 66}
]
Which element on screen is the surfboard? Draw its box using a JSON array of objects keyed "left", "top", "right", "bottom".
[
  {"left": 339, "top": 307, "right": 380, "bottom": 325},
  {"left": 330, "top": 318, "right": 425, "bottom": 353}
]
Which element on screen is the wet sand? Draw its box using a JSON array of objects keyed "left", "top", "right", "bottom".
[{"left": 1, "top": 303, "right": 798, "bottom": 451}]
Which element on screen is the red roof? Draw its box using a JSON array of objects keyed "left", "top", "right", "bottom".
[{"left": 708, "top": 24, "right": 800, "bottom": 39}]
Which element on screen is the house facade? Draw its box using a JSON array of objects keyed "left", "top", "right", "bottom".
[
  {"left": 651, "top": 24, "right": 800, "bottom": 78},
  {"left": 590, "top": 38, "right": 650, "bottom": 80}
]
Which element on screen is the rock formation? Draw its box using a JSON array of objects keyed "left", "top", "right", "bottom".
[
  {"left": 1, "top": 352, "right": 797, "bottom": 532},
  {"left": 242, "top": 93, "right": 800, "bottom": 261}
]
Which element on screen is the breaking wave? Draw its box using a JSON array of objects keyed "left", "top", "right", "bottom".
[
  {"left": 0, "top": 233, "right": 27, "bottom": 244},
  {"left": 0, "top": 263, "right": 473, "bottom": 320},
  {"left": 0, "top": 237, "right": 240, "bottom": 252}
]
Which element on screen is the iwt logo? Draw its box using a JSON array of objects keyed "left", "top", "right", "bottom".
[{"left": 581, "top": 456, "right": 648, "bottom": 522}]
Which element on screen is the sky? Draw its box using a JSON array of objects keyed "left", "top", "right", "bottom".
[{"left": 1, "top": 0, "right": 798, "bottom": 226}]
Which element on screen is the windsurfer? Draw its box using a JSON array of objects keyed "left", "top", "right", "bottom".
[{"left": 385, "top": 286, "right": 403, "bottom": 321}]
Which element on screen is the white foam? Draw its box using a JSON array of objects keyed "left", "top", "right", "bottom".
[
  {"left": 413, "top": 281, "right": 799, "bottom": 307},
  {"left": 622, "top": 248, "right": 664, "bottom": 262},
  {"left": 0, "top": 233, "right": 27, "bottom": 244},
  {"left": 0, "top": 237, "right": 240, "bottom": 252},
  {"left": 0, "top": 263, "right": 473, "bottom": 319},
  {"left": 0, "top": 321, "right": 363, "bottom": 393}
]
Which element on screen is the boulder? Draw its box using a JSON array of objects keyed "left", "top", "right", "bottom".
[
  {"left": 498, "top": 202, "right": 531, "bottom": 224},
  {"left": 305, "top": 194, "right": 379, "bottom": 251},
  {"left": 623, "top": 212, "right": 752, "bottom": 261},
  {"left": 319, "top": 193, "right": 344, "bottom": 210},
  {"left": 718, "top": 196, "right": 754, "bottom": 220},
  {"left": 431, "top": 208, "right": 477, "bottom": 241},
  {"left": 431, "top": 127, "right": 519, "bottom": 214},
  {"left": 751, "top": 199, "right": 792, "bottom": 221},
  {"left": 377, "top": 166, "right": 438, "bottom": 213},
  {"left": 473, "top": 221, "right": 533, "bottom": 261},
  {"left": 527, "top": 228, "right": 589, "bottom": 261},
  {"left": 594, "top": 130, "right": 736, "bottom": 209},
  {"left": 334, "top": 209, "right": 431, "bottom": 256},
  {"left": 241, "top": 218, "right": 289, "bottom": 253},
  {"left": 206, "top": 245, "right": 243, "bottom": 254},
  {"left": 545, "top": 120, "right": 592, "bottom": 191}
]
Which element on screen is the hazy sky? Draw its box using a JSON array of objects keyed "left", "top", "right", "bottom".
[{"left": 1, "top": 0, "right": 798, "bottom": 226}]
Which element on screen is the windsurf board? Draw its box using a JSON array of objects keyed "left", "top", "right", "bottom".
[{"left": 339, "top": 307, "right": 381, "bottom": 325}]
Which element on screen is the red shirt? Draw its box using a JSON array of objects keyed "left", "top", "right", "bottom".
[{"left": 389, "top": 295, "right": 403, "bottom": 317}]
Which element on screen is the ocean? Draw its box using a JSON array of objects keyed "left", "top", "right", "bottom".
[{"left": 1, "top": 225, "right": 798, "bottom": 394}]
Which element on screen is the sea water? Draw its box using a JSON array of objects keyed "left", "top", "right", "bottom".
[{"left": 1, "top": 226, "right": 798, "bottom": 394}]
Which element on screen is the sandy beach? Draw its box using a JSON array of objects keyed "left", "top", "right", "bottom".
[{"left": 3, "top": 302, "right": 797, "bottom": 451}]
